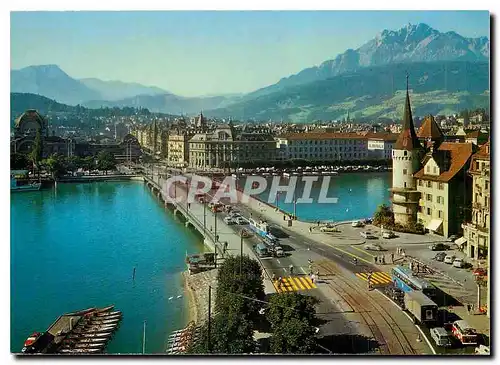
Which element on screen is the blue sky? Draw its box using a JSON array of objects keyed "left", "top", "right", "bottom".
[{"left": 10, "top": 11, "right": 489, "bottom": 97}]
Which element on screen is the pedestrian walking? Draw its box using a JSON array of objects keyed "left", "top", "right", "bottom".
[
  {"left": 317, "top": 220, "right": 320, "bottom": 227},
  {"left": 272, "top": 273, "right": 277, "bottom": 282},
  {"left": 391, "top": 252, "right": 394, "bottom": 263},
  {"left": 289, "top": 265, "right": 294, "bottom": 275},
  {"left": 309, "top": 227, "right": 312, "bottom": 233},
  {"left": 278, "top": 276, "right": 283, "bottom": 290},
  {"left": 224, "top": 241, "right": 228, "bottom": 251},
  {"left": 210, "top": 226, "right": 213, "bottom": 232},
  {"left": 409, "top": 261, "right": 413, "bottom": 272},
  {"left": 315, "top": 270, "right": 320, "bottom": 281},
  {"left": 381, "top": 256, "right": 385, "bottom": 265},
  {"left": 367, "top": 273, "right": 373, "bottom": 290},
  {"left": 416, "top": 263, "right": 420, "bottom": 273},
  {"left": 310, "top": 273, "right": 316, "bottom": 284},
  {"left": 374, "top": 256, "right": 378, "bottom": 264},
  {"left": 353, "top": 257, "right": 357, "bottom": 265},
  {"left": 188, "top": 203, "right": 191, "bottom": 209}
]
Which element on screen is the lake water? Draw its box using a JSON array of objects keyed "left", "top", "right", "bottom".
[
  {"left": 10, "top": 181, "right": 205, "bottom": 354},
  {"left": 238, "top": 172, "right": 392, "bottom": 222}
]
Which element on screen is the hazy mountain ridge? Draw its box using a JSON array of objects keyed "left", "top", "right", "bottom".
[
  {"left": 204, "top": 61, "right": 489, "bottom": 122},
  {"left": 79, "top": 78, "right": 168, "bottom": 100},
  {"left": 10, "top": 65, "right": 101, "bottom": 106}
]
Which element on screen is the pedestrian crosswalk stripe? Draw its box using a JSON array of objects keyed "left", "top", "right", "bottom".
[
  {"left": 273, "top": 276, "right": 317, "bottom": 293},
  {"left": 355, "top": 271, "right": 392, "bottom": 285},
  {"left": 293, "top": 277, "right": 306, "bottom": 290}
]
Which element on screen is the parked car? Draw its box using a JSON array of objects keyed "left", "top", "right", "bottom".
[
  {"left": 320, "top": 226, "right": 341, "bottom": 233},
  {"left": 351, "top": 220, "right": 364, "bottom": 228},
  {"left": 473, "top": 267, "right": 487, "bottom": 277},
  {"left": 444, "top": 255, "right": 455, "bottom": 264},
  {"left": 223, "top": 216, "right": 235, "bottom": 225},
  {"left": 360, "top": 231, "right": 376, "bottom": 239},
  {"left": 273, "top": 246, "right": 285, "bottom": 258},
  {"left": 382, "top": 231, "right": 396, "bottom": 239},
  {"left": 430, "top": 327, "right": 451, "bottom": 347},
  {"left": 364, "top": 243, "right": 384, "bottom": 251},
  {"left": 229, "top": 211, "right": 241, "bottom": 218},
  {"left": 452, "top": 258, "right": 465, "bottom": 268},
  {"left": 429, "top": 243, "right": 449, "bottom": 251},
  {"left": 448, "top": 235, "right": 459, "bottom": 242},
  {"left": 235, "top": 216, "right": 248, "bottom": 225},
  {"left": 434, "top": 252, "right": 447, "bottom": 262}
]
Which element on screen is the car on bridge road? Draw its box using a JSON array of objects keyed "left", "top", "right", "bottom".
[
  {"left": 364, "top": 243, "right": 385, "bottom": 251},
  {"left": 223, "top": 216, "right": 235, "bottom": 225},
  {"left": 351, "top": 220, "right": 364, "bottom": 228},
  {"left": 433, "top": 252, "right": 447, "bottom": 262},
  {"left": 429, "top": 243, "right": 449, "bottom": 251},
  {"left": 360, "top": 231, "right": 376, "bottom": 239}
]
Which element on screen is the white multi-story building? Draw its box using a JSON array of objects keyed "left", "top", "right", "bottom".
[{"left": 275, "top": 132, "right": 397, "bottom": 162}]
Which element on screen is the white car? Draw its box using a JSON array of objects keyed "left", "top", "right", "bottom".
[
  {"left": 223, "top": 216, "right": 235, "bottom": 225},
  {"left": 274, "top": 246, "right": 285, "bottom": 257},
  {"left": 360, "top": 231, "right": 376, "bottom": 239},
  {"left": 382, "top": 231, "right": 396, "bottom": 239},
  {"left": 444, "top": 255, "right": 455, "bottom": 264},
  {"left": 235, "top": 216, "right": 248, "bottom": 225},
  {"left": 320, "top": 226, "right": 340, "bottom": 233},
  {"left": 364, "top": 243, "right": 384, "bottom": 251},
  {"left": 351, "top": 220, "right": 364, "bottom": 228},
  {"left": 453, "top": 258, "right": 465, "bottom": 268}
]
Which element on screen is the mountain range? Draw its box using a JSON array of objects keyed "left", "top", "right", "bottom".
[{"left": 11, "top": 22, "right": 490, "bottom": 122}]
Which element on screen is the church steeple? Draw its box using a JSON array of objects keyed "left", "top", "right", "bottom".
[{"left": 395, "top": 72, "right": 422, "bottom": 150}]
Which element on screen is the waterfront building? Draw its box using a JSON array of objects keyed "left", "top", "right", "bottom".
[
  {"left": 461, "top": 140, "right": 490, "bottom": 259},
  {"left": 188, "top": 125, "right": 276, "bottom": 170},
  {"left": 168, "top": 132, "right": 189, "bottom": 168},
  {"left": 11, "top": 110, "right": 49, "bottom": 155},
  {"left": 390, "top": 82, "right": 424, "bottom": 227},
  {"left": 275, "top": 132, "right": 397, "bottom": 162},
  {"left": 414, "top": 142, "right": 475, "bottom": 238}
]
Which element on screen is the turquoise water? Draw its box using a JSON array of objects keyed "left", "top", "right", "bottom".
[
  {"left": 10, "top": 181, "right": 204, "bottom": 354},
  {"left": 240, "top": 172, "right": 392, "bottom": 222}
]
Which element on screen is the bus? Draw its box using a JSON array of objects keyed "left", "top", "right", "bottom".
[{"left": 391, "top": 266, "right": 437, "bottom": 298}]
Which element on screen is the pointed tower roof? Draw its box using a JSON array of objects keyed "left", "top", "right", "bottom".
[
  {"left": 394, "top": 73, "right": 422, "bottom": 150},
  {"left": 417, "top": 115, "right": 443, "bottom": 140}
]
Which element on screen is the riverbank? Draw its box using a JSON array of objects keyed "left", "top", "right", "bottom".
[
  {"left": 57, "top": 174, "right": 143, "bottom": 183},
  {"left": 181, "top": 269, "right": 218, "bottom": 328}
]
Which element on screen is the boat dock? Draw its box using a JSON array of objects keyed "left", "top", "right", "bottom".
[{"left": 21, "top": 305, "right": 122, "bottom": 355}]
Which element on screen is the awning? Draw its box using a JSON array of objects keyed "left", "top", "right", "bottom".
[
  {"left": 427, "top": 219, "right": 443, "bottom": 231},
  {"left": 455, "top": 237, "right": 467, "bottom": 246}
]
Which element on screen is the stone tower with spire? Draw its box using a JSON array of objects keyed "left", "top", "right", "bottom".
[{"left": 390, "top": 74, "right": 423, "bottom": 226}]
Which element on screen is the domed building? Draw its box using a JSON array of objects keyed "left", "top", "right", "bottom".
[{"left": 12, "top": 110, "right": 49, "bottom": 154}]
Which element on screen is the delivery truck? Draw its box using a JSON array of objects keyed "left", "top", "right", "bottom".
[{"left": 403, "top": 290, "right": 438, "bottom": 325}]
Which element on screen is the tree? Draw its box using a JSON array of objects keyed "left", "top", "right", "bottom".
[
  {"left": 96, "top": 151, "right": 116, "bottom": 174},
  {"left": 269, "top": 318, "right": 317, "bottom": 354},
  {"left": 187, "top": 313, "right": 256, "bottom": 354},
  {"left": 82, "top": 156, "right": 95, "bottom": 171},
  {"left": 265, "top": 293, "right": 319, "bottom": 330},
  {"left": 373, "top": 204, "right": 394, "bottom": 227},
  {"left": 11, "top": 153, "right": 29, "bottom": 170},
  {"left": 215, "top": 255, "right": 265, "bottom": 320},
  {"left": 29, "top": 127, "right": 43, "bottom": 176},
  {"left": 42, "top": 153, "right": 66, "bottom": 180}
]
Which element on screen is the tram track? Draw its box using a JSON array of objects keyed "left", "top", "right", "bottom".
[{"left": 317, "top": 260, "right": 417, "bottom": 355}]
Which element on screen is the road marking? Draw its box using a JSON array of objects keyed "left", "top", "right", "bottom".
[
  {"left": 351, "top": 245, "right": 376, "bottom": 258},
  {"left": 276, "top": 259, "right": 281, "bottom": 264},
  {"left": 300, "top": 266, "right": 307, "bottom": 275},
  {"left": 282, "top": 268, "right": 287, "bottom": 273},
  {"left": 328, "top": 245, "right": 372, "bottom": 265},
  {"left": 355, "top": 272, "right": 392, "bottom": 285},
  {"left": 293, "top": 277, "right": 306, "bottom": 290},
  {"left": 299, "top": 276, "right": 313, "bottom": 290}
]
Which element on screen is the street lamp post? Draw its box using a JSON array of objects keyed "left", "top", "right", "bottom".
[
  {"left": 240, "top": 230, "right": 245, "bottom": 275},
  {"left": 214, "top": 210, "right": 218, "bottom": 243},
  {"left": 207, "top": 285, "right": 212, "bottom": 353}
]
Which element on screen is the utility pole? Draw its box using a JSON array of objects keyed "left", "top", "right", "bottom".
[
  {"left": 240, "top": 230, "right": 244, "bottom": 275},
  {"left": 203, "top": 201, "right": 206, "bottom": 233},
  {"left": 214, "top": 210, "right": 218, "bottom": 242},
  {"left": 207, "top": 285, "right": 212, "bottom": 353},
  {"left": 142, "top": 320, "right": 146, "bottom": 354}
]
